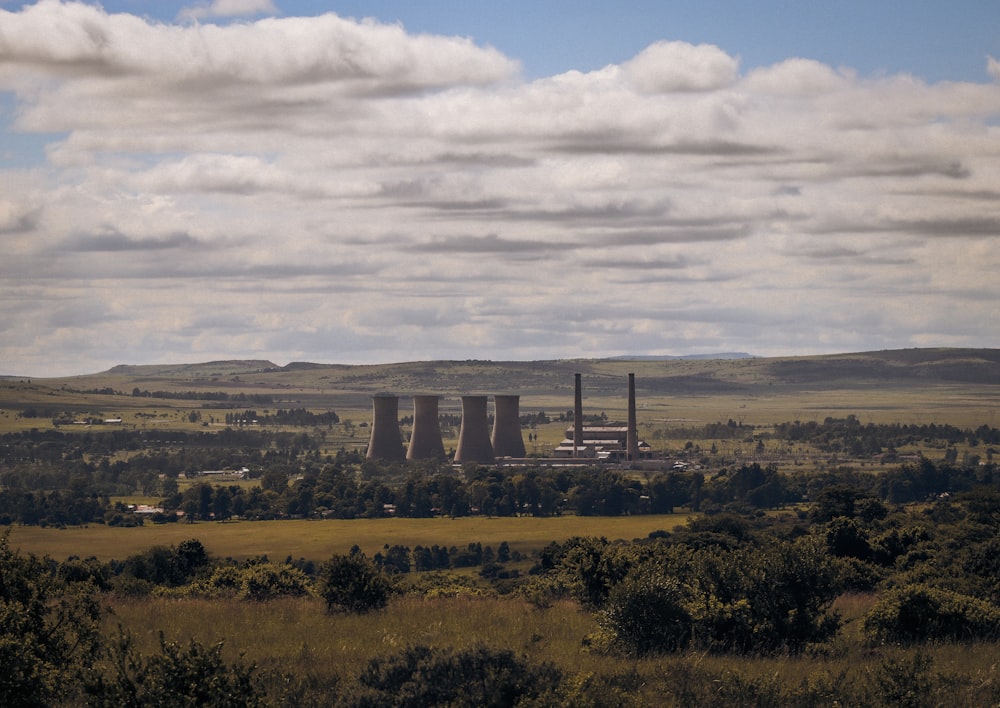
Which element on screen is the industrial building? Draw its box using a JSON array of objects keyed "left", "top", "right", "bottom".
[
  {"left": 553, "top": 373, "right": 652, "bottom": 460},
  {"left": 365, "top": 372, "right": 648, "bottom": 465},
  {"left": 552, "top": 427, "right": 653, "bottom": 461}
]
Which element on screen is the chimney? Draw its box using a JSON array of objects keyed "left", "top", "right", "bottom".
[
  {"left": 574, "top": 373, "right": 583, "bottom": 457},
  {"left": 491, "top": 395, "right": 526, "bottom": 458},
  {"left": 366, "top": 394, "right": 405, "bottom": 462},
  {"left": 406, "top": 395, "right": 446, "bottom": 461},
  {"left": 454, "top": 395, "right": 495, "bottom": 464},
  {"left": 627, "top": 373, "right": 640, "bottom": 462}
]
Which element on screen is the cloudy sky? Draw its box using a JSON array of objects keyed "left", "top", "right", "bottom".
[{"left": 2, "top": 1, "right": 1000, "bottom": 376}]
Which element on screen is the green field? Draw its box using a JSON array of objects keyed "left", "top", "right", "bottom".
[{"left": 5, "top": 514, "right": 694, "bottom": 563}]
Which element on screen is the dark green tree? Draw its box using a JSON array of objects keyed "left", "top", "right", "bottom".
[
  {"left": 0, "top": 531, "right": 103, "bottom": 706},
  {"left": 317, "top": 553, "right": 391, "bottom": 614}
]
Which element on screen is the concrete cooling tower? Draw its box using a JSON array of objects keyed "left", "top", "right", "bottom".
[
  {"left": 366, "top": 394, "right": 405, "bottom": 462},
  {"left": 491, "top": 394, "right": 526, "bottom": 458},
  {"left": 454, "top": 395, "right": 495, "bottom": 463},
  {"left": 406, "top": 395, "right": 447, "bottom": 461}
]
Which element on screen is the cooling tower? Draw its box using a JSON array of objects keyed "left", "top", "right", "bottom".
[
  {"left": 454, "top": 395, "right": 495, "bottom": 464},
  {"left": 406, "top": 395, "right": 447, "bottom": 461},
  {"left": 366, "top": 394, "right": 405, "bottom": 462},
  {"left": 491, "top": 395, "right": 526, "bottom": 458},
  {"left": 574, "top": 373, "right": 584, "bottom": 457},
  {"left": 627, "top": 373, "right": 640, "bottom": 461}
]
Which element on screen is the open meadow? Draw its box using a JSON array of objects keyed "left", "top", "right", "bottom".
[{"left": 5, "top": 513, "right": 694, "bottom": 564}]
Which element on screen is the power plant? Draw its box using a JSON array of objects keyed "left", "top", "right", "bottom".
[{"left": 366, "top": 373, "right": 649, "bottom": 466}]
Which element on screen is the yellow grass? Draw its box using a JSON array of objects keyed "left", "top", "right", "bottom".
[
  {"left": 104, "top": 593, "right": 1000, "bottom": 706},
  {"left": 4, "top": 513, "right": 692, "bottom": 563}
]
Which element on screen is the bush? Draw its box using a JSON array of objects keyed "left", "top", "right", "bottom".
[
  {"left": 317, "top": 553, "right": 391, "bottom": 614},
  {"left": 187, "top": 560, "right": 312, "bottom": 601},
  {"left": 599, "top": 568, "right": 692, "bottom": 655},
  {"left": 346, "top": 644, "right": 561, "bottom": 707},
  {"left": 86, "top": 629, "right": 265, "bottom": 707},
  {"left": 863, "top": 584, "right": 1000, "bottom": 643}
]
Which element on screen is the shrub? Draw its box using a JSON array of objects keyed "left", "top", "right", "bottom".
[
  {"left": 188, "top": 561, "right": 312, "bottom": 601},
  {"left": 317, "top": 553, "right": 391, "bottom": 614},
  {"left": 863, "top": 584, "right": 1000, "bottom": 643},
  {"left": 599, "top": 568, "right": 692, "bottom": 655},
  {"left": 86, "top": 629, "right": 265, "bottom": 707},
  {"left": 684, "top": 538, "right": 841, "bottom": 653},
  {"left": 346, "top": 644, "right": 561, "bottom": 708}
]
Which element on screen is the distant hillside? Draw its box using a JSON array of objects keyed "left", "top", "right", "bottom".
[
  {"left": 608, "top": 353, "right": 756, "bottom": 361},
  {"left": 104, "top": 360, "right": 280, "bottom": 377},
  {"left": 1, "top": 348, "right": 994, "bottom": 429},
  {"left": 64, "top": 348, "right": 1000, "bottom": 398}
]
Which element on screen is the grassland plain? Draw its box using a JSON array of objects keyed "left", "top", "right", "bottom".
[
  {"left": 105, "top": 593, "right": 1000, "bottom": 706},
  {"left": 5, "top": 514, "right": 695, "bottom": 564}
]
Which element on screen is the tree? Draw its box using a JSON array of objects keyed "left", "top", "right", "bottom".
[
  {"left": 317, "top": 553, "right": 391, "bottom": 613},
  {"left": 213, "top": 486, "right": 232, "bottom": 522},
  {"left": 261, "top": 466, "right": 288, "bottom": 493},
  {"left": 0, "top": 531, "right": 103, "bottom": 706}
]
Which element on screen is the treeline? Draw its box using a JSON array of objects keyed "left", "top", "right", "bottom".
[
  {"left": 130, "top": 388, "right": 274, "bottom": 404},
  {"left": 5, "top": 452, "right": 998, "bottom": 528},
  {"left": 224, "top": 408, "right": 340, "bottom": 426},
  {"left": 771, "top": 415, "right": 1000, "bottom": 454}
]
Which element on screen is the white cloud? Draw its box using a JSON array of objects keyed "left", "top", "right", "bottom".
[
  {"left": 623, "top": 41, "right": 739, "bottom": 93},
  {"left": 989, "top": 55, "right": 1000, "bottom": 82},
  {"left": 2, "top": 3, "right": 1000, "bottom": 375}
]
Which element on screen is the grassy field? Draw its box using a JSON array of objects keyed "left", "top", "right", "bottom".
[
  {"left": 105, "top": 593, "right": 1000, "bottom": 706},
  {"left": 4, "top": 514, "right": 694, "bottom": 563}
]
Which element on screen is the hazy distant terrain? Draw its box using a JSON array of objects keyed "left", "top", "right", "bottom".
[
  {"left": 42, "top": 347, "right": 1000, "bottom": 393},
  {"left": 4, "top": 348, "right": 1000, "bottom": 429}
]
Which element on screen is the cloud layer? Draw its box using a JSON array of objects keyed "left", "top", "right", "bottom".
[{"left": 2, "top": 1, "right": 1000, "bottom": 375}]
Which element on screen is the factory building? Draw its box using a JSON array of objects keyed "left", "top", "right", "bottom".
[
  {"left": 553, "top": 372, "right": 652, "bottom": 461},
  {"left": 553, "top": 426, "right": 653, "bottom": 461},
  {"left": 366, "top": 372, "right": 649, "bottom": 465}
]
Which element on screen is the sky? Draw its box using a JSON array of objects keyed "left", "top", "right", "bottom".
[{"left": 2, "top": 1, "right": 1000, "bottom": 377}]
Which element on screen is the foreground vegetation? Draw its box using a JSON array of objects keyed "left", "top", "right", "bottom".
[{"left": 5, "top": 479, "right": 1000, "bottom": 705}]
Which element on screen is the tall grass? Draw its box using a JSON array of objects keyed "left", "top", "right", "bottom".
[{"left": 106, "top": 593, "right": 1000, "bottom": 706}]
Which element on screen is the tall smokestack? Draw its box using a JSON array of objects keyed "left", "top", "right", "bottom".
[
  {"left": 406, "top": 395, "right": 446, "bottom": 461},
  {"left": 454, "top": 395, "right": 495, "bottom": 464},
  {"left": 627, "top": 373, "right": 640, "bottom": 462},
  {"left": 574, "top": 373, "right": 583, "bottom": 457},
  {"left": 366, "top": 394, "right": 405, "bottom": 462},
  {"left": 492, "top": 395, "right": 526, "bottom": 458}
]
